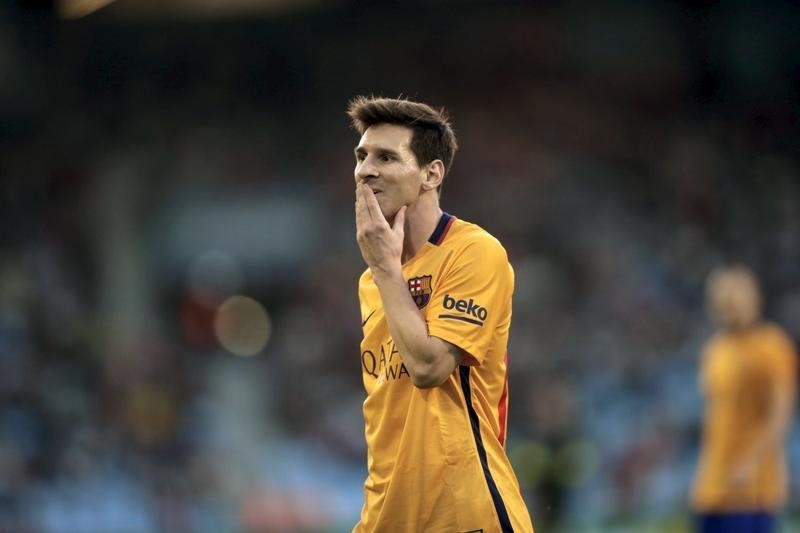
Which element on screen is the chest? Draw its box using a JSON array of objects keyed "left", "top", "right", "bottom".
[
  {"left": 704, "top": 341, "right": 771, "bottom": 404},
  {"left": 361, "top": 254, "right": 451, "bottom": 340},
  {"left": 360, "top": 255, "right": 452, "bottom": 392}
]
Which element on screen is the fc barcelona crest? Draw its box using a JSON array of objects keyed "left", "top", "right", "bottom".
[{"left": 408, "top": 275, "right": 432, "bottom": 309}]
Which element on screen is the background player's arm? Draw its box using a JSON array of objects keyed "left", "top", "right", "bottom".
[
  {"left": 729, "top": 360, "right": 795, "bottom": 486},
  {"left": 355, "top": 184, "right": 465, "bottom": 388}
]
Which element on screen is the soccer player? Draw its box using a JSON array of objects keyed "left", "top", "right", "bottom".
[
  {"left": 349, "top": 96, "right": 534, "bottom": 533},
  {"left": 691, "top": 265, "right": 797, "bottom": 533}
]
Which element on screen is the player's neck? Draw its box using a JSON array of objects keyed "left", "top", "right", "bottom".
[
  {"left": 722, "top": 318, "right": 762, "bottom": 334},
  {"left": 400, "top": 194, "right": 442, "bottom": 264}
]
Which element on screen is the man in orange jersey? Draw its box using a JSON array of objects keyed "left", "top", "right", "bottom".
[
  {"left": 691, "top": 265, "right": 797, "bottom": 533},
  {"left": 348, "top": 96, "right": 534, "bottom": 533}
]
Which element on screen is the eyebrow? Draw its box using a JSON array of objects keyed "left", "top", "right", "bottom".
[{"left": 353, "top": 146, "right": 402, "bottom": 158}]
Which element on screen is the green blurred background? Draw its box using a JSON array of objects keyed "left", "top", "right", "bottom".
[{"left": 2, "top": 0, "right": 799, "bottom": 531}]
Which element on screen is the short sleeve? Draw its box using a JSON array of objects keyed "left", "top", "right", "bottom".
[
  {"left": 426, "top": 236, "right": 513, "bottom": 365},
  {"left": 763, "top": 326, "right": 797, "bottom": 392}
]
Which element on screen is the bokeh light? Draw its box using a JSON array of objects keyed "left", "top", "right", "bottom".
[
  {"left": 213, "top": 295, "right": 272, "bottom": 357},
  {"left": 57, "top": 0, "right": 116, "bottom": 19},
  {"left": 509, "top": 440, "right": 552, "bottom": 490}
]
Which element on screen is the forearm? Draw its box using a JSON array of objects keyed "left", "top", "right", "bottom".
[{"left": 372, "top": 268, "right": 454, "bottom": 388}]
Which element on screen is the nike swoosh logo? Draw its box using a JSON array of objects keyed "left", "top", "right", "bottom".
[{"left": 361, "top": 309, "right": 376, "bottom": 327}]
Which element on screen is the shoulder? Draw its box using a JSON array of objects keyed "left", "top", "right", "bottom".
[
  {"left": 759, "top": 322, "right": 796, "bottom": 351},
  {"left": 703, "top": 331, "right": 727, "bottom": 357},
  {"left": 445, "top": 218, "right": 509, "bottom": 265},
  {"left": 755, "top": 323, "right": 798, "bottom": 376}
]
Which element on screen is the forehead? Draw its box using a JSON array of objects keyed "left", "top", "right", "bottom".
[
  {"left": 357, "top": 123, "right": 413, "bottom": 151},
  {"left": 709, "top": 271, "right": 756, "bottom": 295}
]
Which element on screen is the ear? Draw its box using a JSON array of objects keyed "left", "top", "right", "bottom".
[{"left": 421, "top": 160, "right": 445, "bottom": 192}]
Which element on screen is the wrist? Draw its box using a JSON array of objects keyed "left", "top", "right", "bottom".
[{"left": 371, "top": 265, "right": 403, "bottom": 284}]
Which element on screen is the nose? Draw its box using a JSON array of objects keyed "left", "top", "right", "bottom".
[{"left": 355, "top": 157, "right": 378, "bottom": 184}]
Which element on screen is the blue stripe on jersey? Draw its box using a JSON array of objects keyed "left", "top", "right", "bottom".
[
  {"left": 428, "top": 212, "right": 454, "bottom": 245},
  {"left": 438, "top": 314, "right": 485, "bottom": 326},
  {"left": 459, "top": 365, "right": 514, "bottom": 533}
]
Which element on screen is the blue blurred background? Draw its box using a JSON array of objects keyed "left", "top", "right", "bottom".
[{"left": 1, "top": 0, "right": 799, "bottom": 531}]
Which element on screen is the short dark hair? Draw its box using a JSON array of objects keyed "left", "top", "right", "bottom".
[{"left": 347, "top": 96, "right": 458, "bottom": 177}]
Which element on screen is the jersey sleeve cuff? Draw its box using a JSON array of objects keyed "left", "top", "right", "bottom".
[{"left": 428, "top": 324, "right": 486, "bottom": 366}]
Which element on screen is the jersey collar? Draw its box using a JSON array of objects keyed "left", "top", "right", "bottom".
[{"left": 428, "top": 212, "right": 456, "bottom": 246}]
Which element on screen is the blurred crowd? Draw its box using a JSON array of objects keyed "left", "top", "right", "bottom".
[{"left": 1, "top": 1, "right": 799, "bottom": 531}]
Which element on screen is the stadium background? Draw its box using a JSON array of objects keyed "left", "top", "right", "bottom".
[{"left": 2, "top": 0, "right": 799, "bottom": 531}]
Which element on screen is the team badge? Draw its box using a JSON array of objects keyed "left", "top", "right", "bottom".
[{"left": 408, "top": 275, "right": 433, "bottom": 309}]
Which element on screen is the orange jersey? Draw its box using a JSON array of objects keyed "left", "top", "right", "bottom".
[
  {"left": 691, "top": 322, "right": 797, "bottom": 512},
  {"left": 354, "top": 213, "right": 534, "bottom": 533}
]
